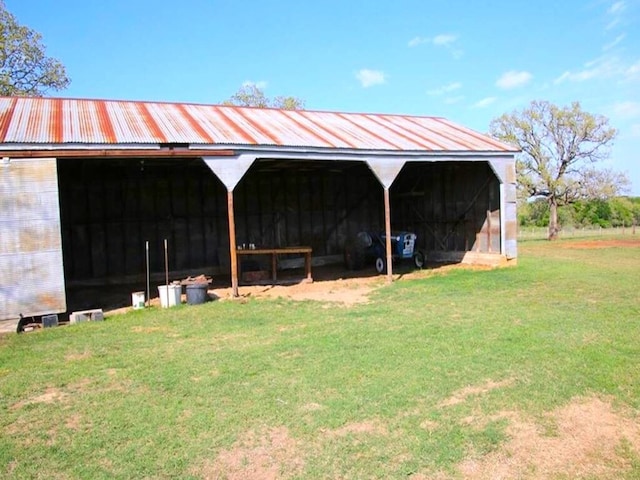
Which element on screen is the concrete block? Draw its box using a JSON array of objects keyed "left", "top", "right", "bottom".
[{"left": 70, "top": 309, "right": 104, "bottom": 324}]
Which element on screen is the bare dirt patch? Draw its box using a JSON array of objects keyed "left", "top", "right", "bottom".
[
  {"left": 458, "top": 396, "right": 640, "bottom": 479},
  {"left": 10, "top": 387, "right": 67, "bottom": 410},
  {"left": 195, "top": 426, "right": 303, "bottom": 480},
  {"left": 323, "top": 419, "right": 388, "bottom": 438},
  {"left": 214, "top": 278, "right": 383, "bottom": 306},
  {"left": 440, "top": 378, "right": 514, "bottom": 408}
]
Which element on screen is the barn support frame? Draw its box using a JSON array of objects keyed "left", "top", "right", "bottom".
[{"left": 200, "top": 152, "right": 517, "bottom": 297}]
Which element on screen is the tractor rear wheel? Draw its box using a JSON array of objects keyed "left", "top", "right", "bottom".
[{"left": 375, "top": 257, "right": 386, "bottom": 274}]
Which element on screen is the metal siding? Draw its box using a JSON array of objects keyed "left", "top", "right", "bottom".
[
  {"left": 0, "top": 158, "right": 66, "bottom": 319},
  {"left": 0, "top": 97, "right": 517, "bottom": 152}
]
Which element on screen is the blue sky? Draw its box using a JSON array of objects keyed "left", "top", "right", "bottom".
[{"left": 8, "top": 0, "right": 640, "bottom": 194}]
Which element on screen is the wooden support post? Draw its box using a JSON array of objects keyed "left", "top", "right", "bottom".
[
  {"left": 384, "top": 187, "right": 393, "bottom": 283},
  {"left": 227, "top": 190, "right": 239, "bottom": 297},
  {"left": 487, "top": 210, "right": 492, "bottom": 253}
]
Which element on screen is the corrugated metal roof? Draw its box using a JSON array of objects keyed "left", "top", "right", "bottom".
[{"left": 0, "top": 96, "right": 517, "bottom": 152}]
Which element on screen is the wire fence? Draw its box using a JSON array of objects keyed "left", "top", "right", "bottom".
[{"left": 518, "top": 225, "right": 638, "bottom": 240}]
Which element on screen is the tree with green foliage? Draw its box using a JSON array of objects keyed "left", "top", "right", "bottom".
[
  {"left": 0, "top": 1, "right": 69, "bottom": 96},
  {"left": 490, "top": 100, "right": 628, "bottom": 240},
  {"left": 223, "top": 84, "right": 304, "bottom": 110}
]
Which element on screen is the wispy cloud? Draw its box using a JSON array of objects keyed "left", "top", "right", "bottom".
[
  {"left": 242, "top": 80, "right": 268, "bottom": 89},
  {"left": 626, "top": 61, "right": 640, "bottom": 81},
  {"left": 606, "top": 0, "right": 626, "bottom": 29},
  {"left": 609, "top": 0, "right": 626, "bottom": 15},
  {"left": 472, "top": 97, "right": 497, "bottom": 109},
  {"left": 427, "top": 82, "right": 462, "bottom": 96},
  {"left": 602, "top": 33, "right": 626, "bottom": 51},
  {"left": 356, "top": 69, "right": 386, "bottom": 88},
  {"left": 408, "top": 33, "right": 462, "bottom": 58},
  {"left": 496, "top": 71, "right": 533, "bottom": 89},
  {"left": 408, "top": 36, "right": 428, "bottom": 47},
  {"left": 554, "top": 54, "right": 628, "bottom": 83}
]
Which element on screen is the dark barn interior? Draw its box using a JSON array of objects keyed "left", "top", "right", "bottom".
[{"left": 57, "top": 157, "right": 501, "bottom": 289}]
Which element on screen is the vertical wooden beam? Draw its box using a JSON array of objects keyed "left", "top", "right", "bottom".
[
  {"left": 227, "top": 190, "right": 239, "bottom": 297},
  {"left": 487, "top": 209, "right": 492, "bottom": 253},
  {"left": 384, "top": 187, "right": 393, "bottom": 283}
]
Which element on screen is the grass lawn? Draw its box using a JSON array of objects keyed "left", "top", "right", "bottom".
[{"left": 1, "top": 237, "right": 640, "bottom": 479}]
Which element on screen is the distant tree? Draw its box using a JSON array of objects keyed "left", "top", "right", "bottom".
[
  {"left": 223, "top": 84, "right": 304, "bottom": 110},
  {"left": 0, "top": 1, "right": 70, "bottom": 96},
  {"left": 490, "top": 100, "right": 627, "bottom": 240}
]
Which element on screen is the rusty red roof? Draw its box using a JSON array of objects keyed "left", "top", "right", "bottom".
[{"left": 0, "top": 97, "right": 516, "bottom": 153}]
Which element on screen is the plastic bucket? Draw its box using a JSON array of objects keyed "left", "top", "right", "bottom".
[
  {"left": 131, "top": 291, "right": 145, "bottom": 309},
  {"left": 186, "top": 283, "right": 208, "bottom": 305},
  {"left": 158, "top": 284, "right": 182, "bottom": 308}
]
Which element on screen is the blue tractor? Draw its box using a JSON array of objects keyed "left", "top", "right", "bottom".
[{"left": 344, "top": 231, "right": 425, "bottom": 273}]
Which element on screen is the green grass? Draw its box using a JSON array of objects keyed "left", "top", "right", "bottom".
[{"left": 1, "top": 237, "right": 640, "bottom": 479}]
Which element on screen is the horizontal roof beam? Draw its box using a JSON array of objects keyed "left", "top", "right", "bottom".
[{"left": 0, "top": 149, "right": 235, "bottom": 159}]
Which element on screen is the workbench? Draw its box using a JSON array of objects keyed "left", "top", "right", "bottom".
[{"left": 236, "top": 246, "right": 313, "bottom": 283}]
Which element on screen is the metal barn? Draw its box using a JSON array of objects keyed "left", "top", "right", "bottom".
[{"left": 0, "top": 97, "right": 518, "bottom": 320}]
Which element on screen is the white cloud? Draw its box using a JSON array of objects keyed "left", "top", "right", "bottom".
[
  {"left": 242, "top": 80, "right": 268, "bottom": 89},
  {"left": 472, "top": 97, "right": 497, "bottom": 108},
  {"left": 427, "top": 82, "right": 462, "bottom": 96},
  {"left": 356, "top": 69, "right": 386, "bottom": 88},
  {"left": 606, "top": 0, "right": 626, "bottom": 29},
  {"left": 608, "top": 1, "right": 626, "bottom": 15},
  {"left": 408, "top": 36, "right": 428, "bottom": 47},
  {"left": 408, "top": 33, "right": 462, "bottom": 57},
  {"left": 496, "top": 71, "right": 533, "bottom": 89},
  {"left": 432, "top": 34, "right": 457, "bottom": 46},
  {"left": 554, "top": 55, "right": 625, "bottom": 83}
]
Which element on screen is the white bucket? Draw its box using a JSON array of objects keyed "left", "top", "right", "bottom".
[
  {"left": 158, "top": 284, "right": 181, "bottom": 308},
  {"left": 131, "top": 291, "right": 145, "bottom": 309}
]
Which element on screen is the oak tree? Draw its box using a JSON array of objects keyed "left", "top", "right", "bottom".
[
  {"left": 224, "top": 84, "right": 304, "bottom": 110},
  {"left": 490, "top": 100, "right": 626, "bottom": 240},
  {"left": 0, "top": 1, "right": 70, "bottom": 96}
]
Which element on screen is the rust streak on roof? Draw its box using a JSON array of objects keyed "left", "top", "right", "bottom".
[
  {"left": 0, "top": 96, "right": 518, "bottom": 154},
  {"left": 176, "top": 103, "right": 214, "bottom": 144},
  {"left": 366, "top": 114, "right": 448, "bottom": 150},
  {"left": 233, "top": 107, "right": 281, "bottom": 145},
  {"left": 402, "top": 115, "right": 478, "bottom": 151},
  {"left": 296, "top": 111, "right": 359, "bottom": 149},
  {"left": 336, "top": 112, "right": 405, "bottom": 150},
  {"left": 0, "top": 97, "right": 16, "bottom": 143},
  {"left": 433, "top": 117, "right": 512, "bottom": 151},
  {"left": 95, "top": 100, "right": 117, "bottom": 143},
  {"left": 213, "top": 107, "right": 258, "bottom": 145},
  {"left": 283, "top": 112, "right": 337, "bottom": 148},
  {"left": 137, "top": 102, "right": 167, "bottom": 143},
  {"left": 52, "top": 98, "right": 63, "bottom": 144}
]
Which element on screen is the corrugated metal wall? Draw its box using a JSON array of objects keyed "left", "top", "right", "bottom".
[{"left": 0, "top": 158, "right": 67, "bottom": 320}]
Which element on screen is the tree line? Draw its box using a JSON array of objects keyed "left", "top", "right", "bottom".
[{"left": 519, "top": 196, "right": 640, "bottom": 229}]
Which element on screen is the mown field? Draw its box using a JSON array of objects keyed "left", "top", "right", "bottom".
[{"left": 1, "top": 237, "right": 639, "bottom": 479}]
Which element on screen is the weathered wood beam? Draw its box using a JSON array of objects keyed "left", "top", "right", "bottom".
[
  {"left": 384, "top": 187, "right": 393, "bottom": 283},
  {"left": 227, "top": 191, "right": 239, "bottom": 297}
]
